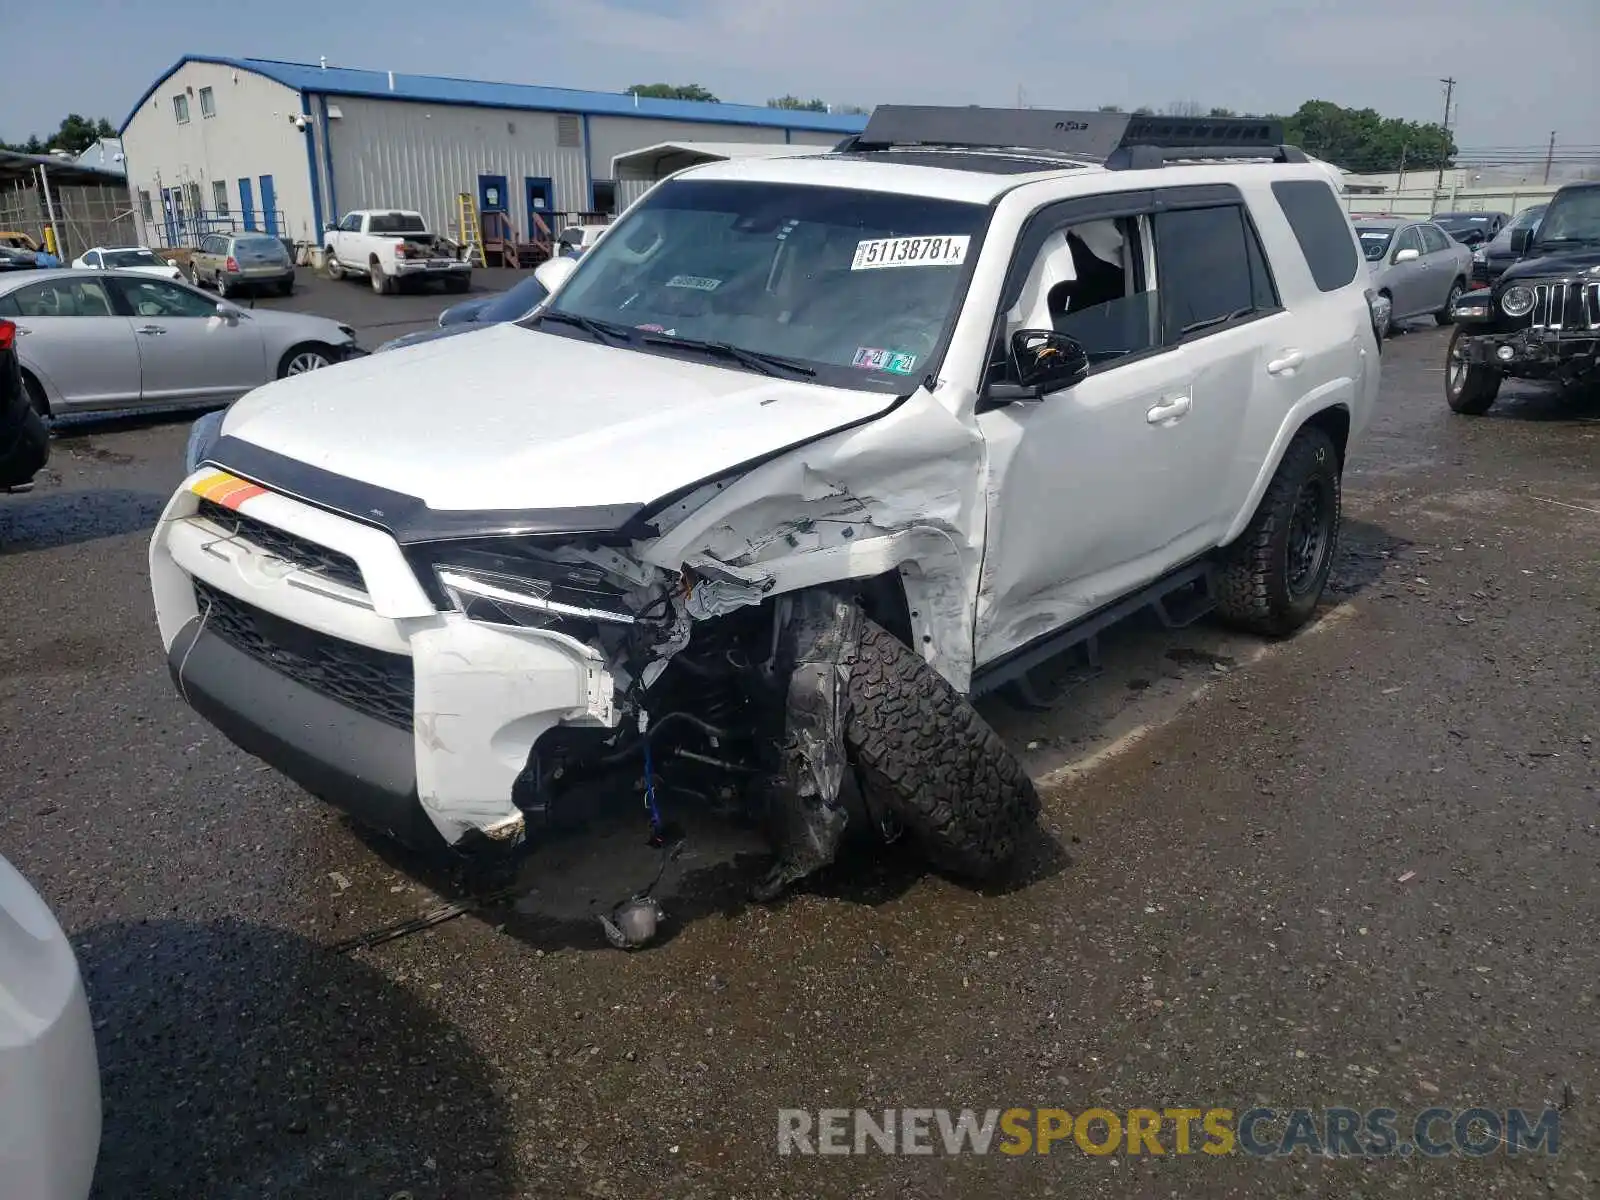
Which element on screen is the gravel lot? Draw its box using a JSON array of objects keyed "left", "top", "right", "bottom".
[{"left": 2, "top": 280, "right": 1598, "bottom": 1197}]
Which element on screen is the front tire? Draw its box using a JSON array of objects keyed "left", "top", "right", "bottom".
[
  {"left": 1436, "top": 278, "right": 1465, "bottom": 325},
  {"left": 326, "top": 254, "right": 343, "bottom": 281},
  {"left": 1446, "top": 328, "right": 1501, "bottom": 415},
  {"left": 1214, "top": 425, "right": 1341, "bottom": 637},
  {"left": 843, "top": 618, "right": 1040, "bottom": 880},
  {"left": 277, "top": 344, "right": 335, "bottom": 377}
]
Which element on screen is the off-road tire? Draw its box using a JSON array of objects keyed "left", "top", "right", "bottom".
[
  {"left": 1435, "top": 278, "right": 1466, "bottom": 325},
  {"left": 842, "top": 618, "right": 1039, "bottom": 880},
  {"left": 1445, "top": 328, "right": 1501, "bottom": 415},
  {"left": 1214, "top": 424, "right": 1341, "bottom": 637}
]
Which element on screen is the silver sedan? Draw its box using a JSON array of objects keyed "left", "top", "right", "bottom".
[
  {"left": 0, "top": 270, "right": 359, "bottom": 416},
  {"left": 1354, "top": 217, "right": 1475, "bottom": 334}
]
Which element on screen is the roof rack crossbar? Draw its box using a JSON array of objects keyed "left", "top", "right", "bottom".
[{"left": 835, "top": 105, "right": 1299, "bottom": 173}]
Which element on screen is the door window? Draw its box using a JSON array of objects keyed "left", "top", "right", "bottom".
[
  {"left": 11, "top": 278, "right": 117, "bottom": 317},
  {"left": 1419, "top": 224, "right": 1450, "bottom": 254},
  {"left": 340, "top": 213, "right": 363, "bottom": 232},
  {"left": 1392, "top": 227, "right": 1422, "bottom": 258},
  {"left": 1152, "top": 204, "right": 1277, "bottom": 342},
  {"left": 107, "top": 277, "right": 216, "bottom": 318},
  {"left": 84, "top": 251, "right": 102, "bottom": 267}
]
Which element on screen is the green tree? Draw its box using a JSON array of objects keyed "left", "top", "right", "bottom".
[
  {"left": 627, "top": 83, "right": 719, "bottom": 103},
  {"left": 1275, "top": 100, "right": 1454, "bottom": 173},
  {"left": 2, "top": 113, "right": 115, "bottom": 156},
  {"left": 768, "top": 95, "right": 829, "bottom": 112}
]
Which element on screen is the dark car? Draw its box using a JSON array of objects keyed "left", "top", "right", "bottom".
[
  {"left": 375, "top": 273, "right": 549, "bottom": 352},
  {"left": 1433, "top": 210, "right": 1510, "bottom": 248},
  {"left": 1471, "top": 204, "right": 1549, "bottom": 288},
  {"left": 0, "top": 246, "right": 41, "bottom": 274},
  {"left": 1445, "top": 183, "right": 1600, "bottom": 414},
  {"left": 0, "top": 317, "right": 50, "bottom": 490}
]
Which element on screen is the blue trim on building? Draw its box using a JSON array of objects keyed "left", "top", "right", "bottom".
[
  {"left": 300, "top": 90, "right": 325, "bottom": 234},
  {"left": 316, "top": 97, "right": 339, "bottom": 223},
  {"left": 581, "top": 114, "right": 594, "bottom": 211},
  {"left": 122, "top": 55, "right": 870, "bottom": 136}
]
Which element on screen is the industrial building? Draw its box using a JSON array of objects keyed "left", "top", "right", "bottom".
[{"left": 119, "top": 55, "right": 867, "bottom": 252}]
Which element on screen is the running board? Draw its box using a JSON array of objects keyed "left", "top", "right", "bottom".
[{"left": 971, "top": 560, "right": 1217, "bottom": 708}]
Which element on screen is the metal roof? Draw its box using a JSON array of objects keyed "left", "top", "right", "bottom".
[
  {"left": 123, "top": 56, "right": 872, "bottom": 136},
  {"left": 0, "top": 149, "right": 129, "bottom": 187}
]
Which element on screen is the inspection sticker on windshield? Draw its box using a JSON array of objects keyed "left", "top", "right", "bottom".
[
  {"left": 851, "top": 235, "right": 970, "bottom": 271},
  {"left": 853, "top": 347, "right": 917, "bottom": 374},
  {"left": 666, "top": 274, "right": 723, "bottom": 291},
  {"left": 1359, "top": 232, "right": 1389, "bottom": 240}
]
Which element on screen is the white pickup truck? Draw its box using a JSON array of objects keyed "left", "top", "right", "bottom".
[{"left": 322, "top": 209, "right": 471, "bottom": 295}]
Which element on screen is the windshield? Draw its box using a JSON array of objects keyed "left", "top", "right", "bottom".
[
  {"left": 478, "top": 275, "right": 549, "bottom": 322},
  {"left": 536, "top": 178, "right": 988, "bottom": 390},
  {"left": 103, "top": 249, "right": 161, "bottom": 268},
  {"left": 1354, "top": 226, "right": 1395, "bottom": 261},
  {"left": 370, "top": 212, "right": 427, "bottom": 234},
  {"left": 1434, "top": 213, "right": 1490, "bottom": 229},
  {"left": 1507, "top": 206, "right": 1546, "bottom": 234},
  {"left": 1535, "top": 190, "right": 1600, "bottom": 246}
]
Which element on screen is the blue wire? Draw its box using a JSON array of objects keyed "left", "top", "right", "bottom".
[{"left": 642, "top": 739, "right": 663, "bottom": 832}]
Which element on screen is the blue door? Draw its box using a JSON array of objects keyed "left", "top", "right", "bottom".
[
  {"left": 238, "top": 178, "right": 256, "bottom": 231},
  {"left": 478, "top": 174, "right": 509, "bottom": 214},
  {"left": 258, "top": 175, "right": 276, "bottom": 236},
  {"left": 524, "top": 177, "right": 553, "bottom": 240}
]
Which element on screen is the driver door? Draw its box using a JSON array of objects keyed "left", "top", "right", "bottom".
[{"left": 105, "top": 276, "right": 267, "bottom": 404}]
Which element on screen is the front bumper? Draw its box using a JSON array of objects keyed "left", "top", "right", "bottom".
[
  {"left": 1455, "top": 327, "right": 1600, "bottom": 375},
  {"left": 150, "top": 470, "right": 619, "bottom": 851}
]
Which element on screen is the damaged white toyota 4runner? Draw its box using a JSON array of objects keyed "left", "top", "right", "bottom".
[{"left": 151, "top": 108, "right": 1379, "bottom": 898}]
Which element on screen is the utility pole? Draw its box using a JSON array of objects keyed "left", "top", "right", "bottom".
[
  {"left": 1434, "top": 77, "right": 1455, "bottom": 193},
  {"left": 1396, "top": 143, "right": 1408, "bottom": 193},
  {"left": 1543, "top": 131, "right": 1556, "bottom": 185}
]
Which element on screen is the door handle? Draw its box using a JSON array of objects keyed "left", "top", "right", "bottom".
[
  {"left": 13, "top": 325, "right": 28, "bottom": 336},
  {"left": 1266, "top": 350, "right": 1304, "bottom": 375},
  {"left": 1146, "top": 394, "right": 1191, "bottom": 424},
  {"left": 136, "top": 325, "right": 167, "bottom": 335}
]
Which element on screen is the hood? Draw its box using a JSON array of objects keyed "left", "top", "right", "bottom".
[
  {"left": 218, "top": 322, "right": 898, "bottom": 514},
  {"left": 119, "top": 263, "right": 184, "bottom": 280},
  {"left": 1500, "top": 245, "right": 1600, "bottom": 283},
  {"left": 234, "top": 305, "right": 351, "bottom": 342}
]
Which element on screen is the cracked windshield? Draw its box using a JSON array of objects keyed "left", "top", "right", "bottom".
[{"left": 537, "top": 178, "right": 987, "bottom": 387}]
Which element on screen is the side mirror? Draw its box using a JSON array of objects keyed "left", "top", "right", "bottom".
[
  {"left": 1509, "top": 227, "right": 1533, "bottom": 256},
  {"left": 216, "top": 302, "right": 243, "bottom": 320},
  {"left": 323, "top": 221, "right": 336, "bottom": 233},
  {"left": 986, "top": 330, "right": 1090, "bottom": 403},
  {"left": 533, "top": 255, "right": 578, "bottom": 293},
  {"left": 1393, "top": 247, "right": 1421, "bottom": 264}
]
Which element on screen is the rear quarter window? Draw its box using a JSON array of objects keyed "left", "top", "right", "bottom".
[{"left": 1270, "top": 180, "right": 1359, "bottom": 292}]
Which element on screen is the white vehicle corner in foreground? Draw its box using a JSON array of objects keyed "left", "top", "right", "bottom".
[
  {"left": 151, "top": 106, "right": 1378, "bottom": 922},
  {"left": 0, "top": 854, "right": 101, "bottom": 1199}
]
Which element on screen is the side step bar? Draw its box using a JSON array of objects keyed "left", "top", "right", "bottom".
[{"left": 970, "top": 560, "right": 1217, "bottom": 709}]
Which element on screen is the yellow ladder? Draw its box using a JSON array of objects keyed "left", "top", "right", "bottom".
[{"left": 456, "top": 192, "right": 485, "bottom": 267}]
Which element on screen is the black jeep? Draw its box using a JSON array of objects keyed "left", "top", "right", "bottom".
[{"left": 1445, "top": 181, "right": 1600, "bottom": 415}]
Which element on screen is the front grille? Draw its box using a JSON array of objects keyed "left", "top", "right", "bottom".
[
  {"left": 1529, "top": 281, "right": 1600, "bottom": 331},
  {"left": 194, "top": 499, "right": 366, "bottom": 592},
  {"left": 193, "top": 579, "right": 414, "bottom": 730}
]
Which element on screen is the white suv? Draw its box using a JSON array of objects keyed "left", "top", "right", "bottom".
[{"left": 152, "top": 108, "right": 1379, "bottom": 898}]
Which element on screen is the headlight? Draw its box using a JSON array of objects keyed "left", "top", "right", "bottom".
[
  {"left": 184, "top": 408, "right": 227, "bottom": 473},
  {"left": 1501, "top": 285, "right": 1535, "bottom": 318},
  {"left": 435, "top": 563, "right": 637, "bottom": 629},
  {"left": 337, "top": 324, "right": 357, "bottom": 342}
]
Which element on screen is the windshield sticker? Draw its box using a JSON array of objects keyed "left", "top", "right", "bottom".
[
  {"left": 1359, "top": 232, "right": 1389, "bottom": 240},
  {"left": 665, "top": 274, "right": 722, "bottom": 291},
  {"left": 853, "top": 347, "right": 918, "bottom": 374},
  {"left": 852, "top": 235, "right": 970, "bottom": 271}
]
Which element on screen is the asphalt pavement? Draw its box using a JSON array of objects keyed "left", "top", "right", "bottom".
[{"left": 2, "top": 283, "right": 1597, "bottom": 1198}]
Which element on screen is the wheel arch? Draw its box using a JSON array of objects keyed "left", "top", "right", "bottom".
[
  {"left": 19, "top": 366, "right": 53, "bottom": 417},
  {"left": 1222, "top": 398, "right": 1352, "bottom": 547}
]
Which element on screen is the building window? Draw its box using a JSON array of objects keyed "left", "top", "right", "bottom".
[
  {"left": 138, "top": 190, "right": 153, "bottom": 223},
  {"left": 591, "top": 181, "right": 616, "bottom": 215},
  {"left": 556, "top": 114, "right": 581, "bottom": 149},
  {"left": 199, "top": 87, "right": 216, "bottom": 119},
  {"left": 212, "top": 180, "right": 229, "bottom": 216},
  {"left": 173, "top": 93, "right": 190, "bottom": 124}
]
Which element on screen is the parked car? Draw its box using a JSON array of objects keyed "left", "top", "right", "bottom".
[
  {"left": 1472, "top": 204, "right": 1548, "bottom": 287},
  {"left": 0, "top": 853, "right": 101, "bottom": 1200},
  {"left": 154, "top": 107, "right": 1379, "bottom": 904},
  {"left": 0, "top": 245, "right": 42, "bottom": 273},
  {"left": 1432, "top": 210, "right": 1510, "bottom": 247},
  {"left": 376, "top": 274, "right": 550, "bottom": 352},
  {"left": 323, "top": 209, "right": 470, "bottom": 295},
  {"left": 1446, "top": 182, "right": 1600, "bottom": 414},
  {"left": 556, "top": 224, "right": 610, "bottom": 259},
  {"left": 1, "top": 231, "right": 60, "bottom": 268},
  {"left": 186, "top": 233, "right": 295, "bottom": 298},
  {"left": 70, "top": 246, "right": 182, "bottom": 281},
  {"left": 0, "top": 315, "right": 50, "bottom": 489},
  {"left": 0, "top": 271, "right": 360, "bottom": 416},
  {"left": 1355, "top": 217, "right": 1473, "bottom": 334}
]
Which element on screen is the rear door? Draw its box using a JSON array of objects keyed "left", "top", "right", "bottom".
[
  {"left": 105, "top": 276, "right": 268, "bottom": 403},
  {"left": 1418, "top": 224, "right": 1458, "bottom": 308},
  {"left": 2, "top": 275, "right": 141, "bottom": 411}
]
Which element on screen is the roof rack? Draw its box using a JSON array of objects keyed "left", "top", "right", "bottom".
[{"left": 835, "top": 105, "right": 1306, "bottom": 171}]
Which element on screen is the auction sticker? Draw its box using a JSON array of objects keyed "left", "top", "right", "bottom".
[
  {"left": 851, "top": 235, "right": 970, "bottom": 271},
  {"left": 666, "top": 274, "right": 723, "bottom": 291},
  {"left": 853, "top": 347, "right": 917, "bottom": 374}
]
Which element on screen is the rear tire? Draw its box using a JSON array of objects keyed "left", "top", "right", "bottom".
[
  {"left": 188, "top": 262, "right": 204, "bottom": 289},
  {"left": 843, "top": 618, "right": 1039, "bottom": 881},
  {"left": 370, "top": 263, "right": 391, "bottom": 295},
  {"left": 1214, "top": 425, "right": 1342, "bottom": 637},
  {"left": 1436, "top": 278, "right": 1465, "bottom": 325},
  {"left": 216, "top": 274, "right": 231, "bottom": 299},
  {"left": 277, "top": 279, "right": 294, "bottom": 297},
  {"left": 448, "top": 274, "right": 471, "bottom": 294},
  {"left": 1446, "top": 328, "right": 1501, "bottom": 415}
]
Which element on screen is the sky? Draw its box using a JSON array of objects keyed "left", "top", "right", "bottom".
[{"left": 3, "top": 0, "right": 1597, "bottom": 163}]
